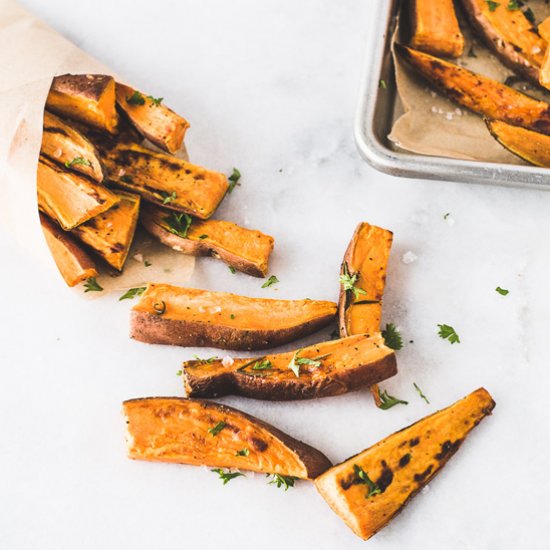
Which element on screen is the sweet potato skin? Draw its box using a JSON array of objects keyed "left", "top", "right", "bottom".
[
  {"left": 123, "top": 397, "right": 332, "bottom": 479},
  {"left": 47, "top": 74, "right": 119, "bottom": 133},
  {"left": 459, "top": 0, "right": 545, "bottom": 83},
  {"left": 40, "top": 213, "right": 98, "bottom": 287},
  {"left": 314, "top": 388, "right": 496, "bottom": 540},
  {"left": 410, "top": 0, "right": 464, "bottom": 58},
  {"left": 140, "top": 204, "right": 274, "bottom": 277},
  {"left": 396, "top": 44, "right": 550, "bottom": 135},
  {"left": 131, "top": 284, "right": 337, "bottom": 350},
  {"left": 116, "top": 82, "right": 190, "bottom": 154},
  {"left": 183, "top": 334, "right": 397, "bottom": 401}
]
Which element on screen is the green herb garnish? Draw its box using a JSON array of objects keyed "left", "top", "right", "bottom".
[
  {"left": 147, "top": 95, "right": 163, "bottom": 106},
  {"left": 523, "top": 7, "right": 535, "bottom": 24},
  {"left": 126, "top": 90, "right": 145, "bottom": 105},
  {"left": 228, "top": 266, "right": 236, "bottom": 274},
  {"left": 251, "top": 359, "right": 273, "bottom": 371},
  {"left": 228, "top": 168, "right": 241, "bottom": 193},
  {"left": 176, "top": 369, "right": 182, "bottom": 376},
  {"left": 208, "top": 421, "right": 227, "bottom": 436},
  {"left": 193, "top": 355, "right": 219, "bottom": 364},
  {"left": 353, "top": 465, "right": 381, "bottom": 498},
  {"left": 507, "top": 0, "right": 520, "bottom": 9},
  {"left": 64, "top": 156, "right": 91, "bottom": 169},
  {"left": 382, "top": 323, "right": 403, "bottom": 351},
  {"left": 437, "top": 324, "right": 460, "bottom": 344},
  {"left": 266, "top": 473, "right": 297, "bottom": 491},
  {"left": 340, "top": 263, "right": 367, "bottom": 299},
  {"left": 414, "top": 382, "right": 430, "bottom": 404},
  {"left": 84, "top": 277, "right": 103, "bottom": 293},
  {"left": 198, "top": 234, "right": 208, "bottom": 239},
  {"left": 486, "top": 1, "right": 500, "bottom": 11},
  {"left": 496, "top": 286, "right": 509, "bottom": 296},
  {"left": 236, "top": 448, "right": 249, "bottom": 457},
  {"left": 120, "top": 174, "right": 133, "bottom": 184},
  {"left": 379, "top": 79, "right": 387, "bottom": 89},
  {"left": 288, "top": 349, "right": 327, "bottom": 378},
  {"left": 164, "top": 212, "right": 192, "bottom": 239},
  {"left": 378, "top": 389, "right": 408, "bottom": 410},
  {"left": 262, "top": 275, "right": 279, "bottom": 288},
  {"left": 211, "top": 469, "right": 245, "bottom": 485},
  {"left": 144, "top": 260, "right": 152, "bottom": 267},
  {"left": 161, "top": 191, "right": 177, "bottom": 205},
  {"left": 119, "top": 287, "right": 146, "bottom": 301}
]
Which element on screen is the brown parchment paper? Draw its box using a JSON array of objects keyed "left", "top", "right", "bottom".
[
  {"left": 0, "top": 0, "right": 194, "bottom": 292},
  {"left": 389, "top": 0, "right": 550, "bottom": 163}
]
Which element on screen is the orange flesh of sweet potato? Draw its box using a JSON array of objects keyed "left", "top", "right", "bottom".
[
  {"left": 314, "top": 388, "right": 495, "bottom": 540},
  {"left": 396, "top": 44, "right": 550, "bottom": 135},
  {"left": 182, "top": 333, "right": 397, "bottom": 401},
  {"left": 116, "top": 83, "right": 190, "bottom": 154},
  {"left": 130, "top": 283, "right": 337, "bottom": 350},
  {"left": 410, "top": 0, "right": 464, "bottom": 58},
  {"left": 539, "top": 17, "right": 550, "bottom": 89},
  {"left": 40, "top": 213, "right": 98, "bottom": 287},
  {"left": 486, "top": 118, "right": 550, "bottom": 166},
  {"left": 100, "top": 141, "right": 228, "bottom": 219},
  {"left": 140, "top": 203, "right": 274, "bottom": 277},
  {"left": 41, "top": 111, "right": 105, "bottom": 182},
  {"left": 460, "top": 0, "right": 545, "bottom": 82},
  {"left": 46, "top": 74, "right": 119, "bottom": 134},
  {"left": 123, "top": 397, "right": 332, "bottom": 479},
  {"left": 71, "top": 190, "right": 141, "bottom": 271},
  {"left": 37, "top": 156, "right": 119, "bottom": 231}
]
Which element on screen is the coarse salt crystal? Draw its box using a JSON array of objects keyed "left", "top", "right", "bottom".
[
  {"left": 421, "top": 485, "right": 430, "bottom": 494},
  {"left": 431, "top": 106, "right": 438, "bottom": 114},
  {"left": 402, "top": 251, "right": 418, "bottom": 264},
  {"left": 133, "top": 253, "right": 144, "bottom": 263},
  {"left": 118, "top": 168, "right": 126, "bottom": 177},
  {"left": 454, "top": 108, "right": 462, "bottom": 116},
  {"left": 445, "top": 112, "right": 454, "bottom": 121},
  {"left": 222, "top": 356, "right": 234, "bottom": 367},
  {"left": 53, "top": 148, "right": 63, "bottom": 159}
]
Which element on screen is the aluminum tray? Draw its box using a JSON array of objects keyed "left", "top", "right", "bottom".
[{"left": 355, "top": 0, "right": 550, "bottom": 189}]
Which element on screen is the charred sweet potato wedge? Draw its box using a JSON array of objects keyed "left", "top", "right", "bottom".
[
  {"left": 46, "top": 74, "right": 118, "bottom": 133},
  {"left": 314, "top": 388, "right": 496, "bottom": 540},
  {"left": 486, "top": 118, "right": 550, "bottom": 167},
  {"left": 40, "top": 213, "right": 98, "bottom": 287},
  {"left": 338, "top": 222, "right": 393, "bottom": 407},
  {"left": 99, "top": 141, "right": 228, "bottom": 219},
  {"left": 141, "top": 203, "right": 274, "bottom": 277},
  {"left": 409, "top": 0, "right": 464, "bottom": 58},
  {"left": 459, "top": 0, "right": 545, "bottom": 83},
  {"left": 396, "top": 44, "right": 550, "bottom": 135},
  {"left": 130, "top": 284, "right": 337, "bottom": 350},
  {"left": 72, "top": 190, "right": 140, "bottom": 271},
  {"left": 37, "top": 156, "right": 119, "bottom": 230},
  {"left": 539, "top": 17, "right": 550, "bottom": 89},
  {"left": 123, "top": 397, "right": 332, "bottom": 479},
  {"left": 116, "top": 83, "right": 190, "bottom": 154},
  {"left": 41, "top": 111, "right": 105, "bottom": 182},
  {"left": 183, "top": 333, "right": 397, "bottom": 401}
]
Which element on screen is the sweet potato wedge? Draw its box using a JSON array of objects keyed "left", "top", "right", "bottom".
[
  {"left": 396, "top": 44, "right": 550, "bottom": 135},
  {"left": 40, "top": 213, "right": 98, "bottom": 287},
  {"left": 116, "top": 83, "right": 190, "bottom": 154},
  {"left": 183, "top": 333, "right": 397, "bottom": 401},
  {"left": 539, "top": 17, "right": 550, "bottom": 89},
  {"left": 338, "top": 222, "right": 393, "bottom": 406},
  {"left": 46, "top": 74, "right": 118, "bottom": 133},
  {"left": 123, "top": 397, "right": 332, "bottom": 479},
  {"left": 409, "top": 0, "right": 464, "bottom": 58},
  {"left": 459, "top": 0, "right": 545, "bottom": 83},
  {"left": 72, "top": 190, "right": 140, "bottom": 271},
  {"left": 100, "top": 141, "right": 228, "bottom": 219},
  {"left": 41, "top": 111, "right": 105, "bottom": 182},
  {"left": 486, "top": 118, "right": 550, "bottom": 167},
  {"left": 141, "top": 203, "right": 274, "bottom": 277},
  {"left": 314, "top": 388, "right": 496, "bottom": 540},
  {"left": 130, "top": 284, "right": 337, "bottom": 350},
  {"left": 37, "top": 156, "right": 119, "bottom": 231}
]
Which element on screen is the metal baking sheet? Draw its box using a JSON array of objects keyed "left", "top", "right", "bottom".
[{"left": 354, "top": 0, "right": 550, "bottom": 189}]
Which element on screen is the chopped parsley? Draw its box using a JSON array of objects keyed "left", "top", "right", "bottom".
[
  {"left": 413, "top": 382, "right": 430, "bottom": 404},
  {"left": 161, "top": 191, "right": 177, "bottom": 205},
  {"left": 382, "top": 323, "right": 403, "bottom": 351},
  {"left": 236, "top": 448, "right": 250, "bottom": 457},
  {"left": 353, "top": 465, "right": 381, "bottom": 498},
  {"left": 228, "top": 266, "right": 236, "bottom": 274},
  {"left": 379, "top": 79, "right": 387, "bottom": 89},
  {"left": 126, "top": 90, "right": 145, "bottom": 105},
  {"left": 266, "top": 473, "right": 297, "bottom": 491},
  {"left": 193, "top": 355, "right": 219, "bottom": 364},
  {"left": 251, "top": 359, "right": 273, "bottom": 371},
  {"left": 119, "top": 287, "right": 146, "bottom": 301},
  {"left": 228, "top": 168, "right": 241, "bottom": 193},
  {"left": 378, "top": 389, "right": 408, "bottom": 410},
  {"left": 176, "top": 369, "right": 182, "bottom": 376},
  {"left": 64, "top": 156, "right": 91, "bottom": 169},
  {"left": 262, "top": 275, "right": 279, "bottom": 288},
  {"left": 507, "top": 0, "right": 521, "bottom": 9},
  {"left": 486, "top": 1, "right": 500, "bottom": 11},
  {"left": 437, "top": 324, "right": 460, "bottom": 344},
  {"left": 83, "top": 277, "right": 103, "bottom": 293},
  {"left": 120, "top": 174, "right": 133, "bottom": 184},
  {"left": 340, "top": 263, "right": 367, "bottom": 299},
  {"left": 164, "top": 212, "right": 192, "bottom": 239},
  {"left": 144, "top": 260, "right": 152, "bottom": 267},
  {"left": 495, "top": 286, "right": 509, "bottom": 296},
  {"left": 211, "top": 469, "right": 245, "bottom": 485},
  {"left": 288, "top": 349, "right": 327, "bottom": 378},
  {"left": 198, "top": 234, "right": 208, "bottom": 239},
  {"left": 208, "top": 421, "right": 227, "bottom": 436},
  {"left": 147, "top": 95, "right": 163, "bottom": 106}
]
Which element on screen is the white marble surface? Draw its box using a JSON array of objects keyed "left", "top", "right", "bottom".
[{"left": 2, "top": 1, "right": 550, "bottom": 548}]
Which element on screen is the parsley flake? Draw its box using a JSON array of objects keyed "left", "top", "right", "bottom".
[
  {"left": 288, "top": 349, "right": 327, "bottom": 378},
  {"left": 413, "top": 382, "right": 430, "bottom": 404},
  {"left": 193, "top": 355, "right": 219, "bottom": 364},
  {"left": 340, "top": 263, "right": 367, "bottom": 299},
  {"left": 83, "top": 277, "right": 103, "bottom": 293},
  {"left": 378, "top": 389, "right": 408, "bottom": 410},
  {"left": 119, "top": 287, "right": 146, "bottom": 301},
  {"left": 486, "top": 1, "right": 500, "bottom": 11},
  {"left": 236, "top": 448, "right": 250, "bottom": 457},
  {"left": 353, "top": 465, "right": 381, "bottom": 498},
  {"left": 379, "top": 79, "right": 387, "bottom": 89},
  {"left": 266, "top": 473, "right": 297, "bottom": 490},
  {"left": 65, "top": 156, "right": 91, "bottom": 169},
  {"left": 126, "top": 91, "right": 145, "bottom": 105},
  {"left": 147, "top": 95, "right": 163, "bottom": 106},
  {"left": 496, "top": 286, "right": 509, "bottom": 296},
  {"left": 228, "top": 266, "right": 236, "bottom": 274},
  {"left": 161, "top": 191, "right": 177, "bottom": 205},
  {"left": 211, "top": 469, "right": 245, "bottom": 485},
  {"left": 382, "top": 323, "right": 403, "bottom": 351},
  {"left": 228, "top": 168, "right": 241, "bottom": 193},
  {"left": 164, "top": 212, "right": 192, "bottom": 238},
  {"left": 437, "top": 324, "right": 460, "bottom": 344},
  {"left": 208, "top": 421, "right": 227, "bottom": 436},
  {"left": 262, "top": 275, "right": 279, "bottom": 288}
]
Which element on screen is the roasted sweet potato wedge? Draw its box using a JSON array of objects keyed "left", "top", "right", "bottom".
[
  {"left": 314, "top": 388, "right": 496, "bottom": 540},
  {"left": 46, "top": 74, "right": 118, "bottom": 133},
  {"left": 486, "top": 118, "right": 550, "bottom": 167},
  {"left": 72, "top": 190, "right": 140, "bottom": 271},
  {"left": 183, "top": 333, "right": 397, "bottom": 401},
  {"left": 116, "top": 83, "right": 190, "bottom": 154},
  {"left": 40, "top": 213, "right": 98, "bottom": 287},
  {"left": 99, "top": 141, "right": 228, "bottom": 219},
  {"left": 37, "top": 156, "right": 119, "bottom": 231},
  {"left": 539, "top": 17, "right": 550, "bottom": 89},
  {"left": 396, "top": 44, "right": 550, "bottom": 135},
  {"left": 41, "top": 111, "right": 105, "bottom": 182},
  {"left": 409, "top": 0, "right": 464, "bottom": 58},
  {"left": 123, "top": 397, "right": 332, "bottom": 479},
  {"left": 338, "top": 222, "right": 393, "bottom": 407},
  {"left": 459, "top": 0, "right": 545, "bottom": 83},
  {"left": 130, "top": 284, "right": 337, "bottom": 350},
  {"left": 141, "top": 203, "right": 274, "bottom": 277}
]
